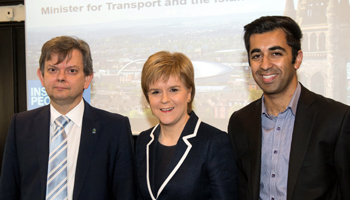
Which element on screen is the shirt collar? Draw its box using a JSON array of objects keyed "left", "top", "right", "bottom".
[
  {"left": 50, "top": 98, "right": 85, "bottom": 127},
  {"left": 261, "top": 82, "right": 301, "bottom": 116}
]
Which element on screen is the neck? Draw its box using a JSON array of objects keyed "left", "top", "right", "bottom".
[
  {"left": 51, "top": 98, "right": 82, "bottom": 115},
  {"left": 264, "top": 82, "right": 298, "bottom": 116},
  {"left": 159, "top": 114, "right": 189, "bottom": 146}
]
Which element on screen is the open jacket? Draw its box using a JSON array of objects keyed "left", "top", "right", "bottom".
[
  {"left": 136, "top": 111, "right": 238, "bottom": 200},
  {"left": 0, "top": 100, "right": 137, "bottom": 200},
  {"left": 228, "top": 84, "right": 350, "bottom": 200}
]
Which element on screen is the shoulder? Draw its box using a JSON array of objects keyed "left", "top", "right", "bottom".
[
  {"left": 138, "top": 127, "right": 154, "bottom": 140},
  {"left": 229, "top": 98, "right": 261, "bottom": 124},
  {"left": 301, "top": 87, "right": 350, "bottom": 113},
  {"left": 315, "top": 94, "right": 349, "bottom": 111},
  {"left": 195, "top": 121, "right": 234, "bottom": 160},
  {"left": 137, "top": 126, "right": 158, "bottom": 145},
  {"left": 182, "top": 112, "right": 229, "bottom": 141},
  {"left": 87, "top": 104, "right": 129, "bottom": 122},
  {"left": 194, "top": 121, "right": 230, "bottom": 145},
  {"left": 14, "top": 105, "right": 49, "bottom": 121},
  {"left": 85, "top": 105, "right": 133, "bottom": 139},
  {"left": 198, "top": 121, "right": 226, "bottom": 136}
]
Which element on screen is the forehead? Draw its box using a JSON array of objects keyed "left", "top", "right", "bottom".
[
  {"left": 249, "top": 29, "right": 289, "bottom": 52},
  {"left": 45, "top": 49, "right": 83, "bottom": 67},
  {"left": 149, "top": 75, "right": 185, "bottom": 88}
]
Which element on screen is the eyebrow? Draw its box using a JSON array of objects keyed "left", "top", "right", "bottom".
[
  {"left": 250, "top": 49, "right": 261, "bottom": 55},
  {"left": 148, "top": 85, "right": 181, "bottom": 91},
  {"left": 268, "top": 46, "right": 286, "bottom": 52},
  {"left": 46, "top": 64, "right": 79, "bottom": 68},
  {"left": 250, "top": 46, "right": 286, "bottom": 55},
  {"left": 148, "top": 88, "right": 158, "bottom": 91}
]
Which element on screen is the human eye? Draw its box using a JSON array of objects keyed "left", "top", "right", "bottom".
[
  {"left": 150, "top": 90, "right": 160, "bottom": 95},
  {"left": 170, "top": 88, "right": 179, "bottom": 92},
  {"left": 66, "top": 68, "right": 78, "bottom": 74},
  {"left": 250, "top": 50, "right": 261, "bottom": 59},
  {"left": 270, "top": 51, "right": 284, "bottom": 60},
  {"left": 47, "top": 67, "right": 57, "bottom": 73},
  {"left": 251, "top": 54, "right": 261, "bottom": 60},
  {"left": 272, "top": 52, "right": 282, "bottom": 56}
]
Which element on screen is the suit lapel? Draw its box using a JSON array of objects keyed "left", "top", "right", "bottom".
[
  {"left": 73, "top": 102, "right": 100, "bottom": 200},
  {"left": 146, "top": 124, "right": 158, "bottom": 200},
  {"left": 287, "top": 86, "right": 317, "bottom": 200},
  {"left": 34, "top": 106, "right": 51, "bottom": 198},
  {"left": 146, "top": 112, "right": 201, "bottom": 200},
  {"left": 247, "top": 100, "right": 263, "bottom": 200}
]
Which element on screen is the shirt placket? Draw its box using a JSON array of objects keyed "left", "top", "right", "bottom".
[{"left": 269, "top": 113, "right": 285, "bottom": 200}]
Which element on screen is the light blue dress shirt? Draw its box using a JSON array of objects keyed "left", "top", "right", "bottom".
[{"left": 259, "top": 83, "right": 301, "bottom": 200}]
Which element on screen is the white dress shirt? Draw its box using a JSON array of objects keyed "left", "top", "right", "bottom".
[{"left": 50, "top": 99, "right": 84, "bottom": 200}]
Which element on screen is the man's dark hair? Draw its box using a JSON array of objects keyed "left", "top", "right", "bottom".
[
  {"left": 244, "top": 16, "right": 302, "bottom": 64},
  {"left": 39, "top": 36, "right": 93, "bottom": 76}
]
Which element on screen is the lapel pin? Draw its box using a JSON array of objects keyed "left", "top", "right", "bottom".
[{"left": 92, "top": 128, "right": 96, "bottom": 134}]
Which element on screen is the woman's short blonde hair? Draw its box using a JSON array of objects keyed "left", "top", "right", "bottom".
[{"left": 141, "top": 51, "right": 195, "bottom": 114}]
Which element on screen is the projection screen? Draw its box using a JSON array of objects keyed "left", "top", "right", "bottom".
[{"left": 25, "top": 0, "right": 350, "bottom": 133}]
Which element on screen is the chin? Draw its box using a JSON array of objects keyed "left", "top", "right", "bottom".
[
  {"left": 160, "top": 119, "right": 180, "bottom": 127},
  {"left": 159, "top": 120, "right": 174, "bottom": 126}
]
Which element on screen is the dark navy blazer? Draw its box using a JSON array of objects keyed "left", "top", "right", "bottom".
[
  {"left": 136, "top": 111, "right": 238, "bottom": 200},
  {"left": 0, "top": 100, "right": 137, "bottom": 200}
]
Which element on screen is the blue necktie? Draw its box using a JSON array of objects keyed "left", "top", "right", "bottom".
[{"left": 46, "top": 115, "right": 70, "bottom": 200}]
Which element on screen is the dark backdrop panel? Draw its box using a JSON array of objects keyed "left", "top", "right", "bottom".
[
  {"left": 0, "top": 0, "right": 23, "bottom": 5},
  {"left": 14, "top": 26, "right": 26, "bottom": 112},
  {"left": 0, "top": 27, "right": 14, "bottom": 173},
  {"left": 0, "top": 21, "right": 26, "bottom": 173}
]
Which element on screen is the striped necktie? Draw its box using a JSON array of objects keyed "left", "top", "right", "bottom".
[{"left": 46, "top": 115, "right": 70, "bottom": 200}]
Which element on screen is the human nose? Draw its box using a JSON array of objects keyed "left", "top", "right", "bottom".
[
  {"left": 260, "top": 55, "right": 272, "bottom": 71},
  {"left": 161, "top": 92, "right": 170, "bottom": 103},
  {"left": 56, "top": 69, "right": 66, "bottom": 82}
]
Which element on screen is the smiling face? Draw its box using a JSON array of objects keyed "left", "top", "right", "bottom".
[
  {"left": 148, "top": 75, "right": 192, "bottom": 129},
  {"left": 37, "top": 49, "right": 93, "bottom": 113},
  {"left": 249, "top": 29, "right": 302, "bottom": 98}
]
